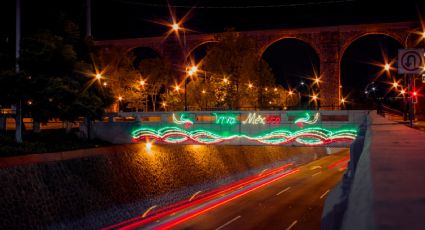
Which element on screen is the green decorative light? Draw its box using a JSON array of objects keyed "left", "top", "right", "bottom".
[
  {"left": 132, "top": 125, "right": 357, "bottom": 146},
  {"left": 213, "top": 113, "right": 238, "bottom": 125}
]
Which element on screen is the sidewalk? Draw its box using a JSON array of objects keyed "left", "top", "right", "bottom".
[{"left": 367, "top": 113, "right": 425, "bottom": 229}]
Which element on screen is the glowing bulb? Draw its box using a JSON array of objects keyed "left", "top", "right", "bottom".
[
  {"left": 146, "top": 142, "right": 152, "bottom": 152},
  {"left": 393, "top": 82, "right": 398, "bottom": 88},
  {"left": 400, "top": 89, "right": 406, "bottom": 95},
  {"left": 312, "top": 95, "right": 318, "bottom": 101},
  {"left": 118, "top": 96, "right": 123, "bottom": 101},
  {"left": 248, "top": 83, "right": 253, "bottom": 88},
  {"left": 384, "top": 64, "right": 390, "bottom": 71},
  {"left": 172, "top": 23, "right": 180, "bottom": 31},
  {"left": 223, "top": 78, "right": 228, "bottom": 83},
  {"left": 341, "top": 98, "right": 346, "bottom": 103},
  {"left": 140, "top": 80, "right": 145, "bottom": 86},
  {"left": 95, "top": 74, "right": 102, "bottom": 80},
  {"left": 314, "top": 78, "right": 320, "bottom": 84},
  {"left": 175, "top": 85, "right": 180, "bottom": 91},
  {"left": 288, "top": 90, "right": 294, "bottom": 95}
]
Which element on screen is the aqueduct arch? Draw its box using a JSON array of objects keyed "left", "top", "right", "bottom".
[{"left": 96, "top": 21, "right": 420, "bottom": 109}]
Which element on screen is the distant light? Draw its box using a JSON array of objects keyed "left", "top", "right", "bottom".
[
  {"left": 372, "top": 87, "right": 376, "bottom": 91},
  {"left": 175, "top": 85, "right": 180, "bottom": 91},
  {"left": 365, "top": 91, "right": 368, "bottom": 94},
  {"left": 140, "top": 80, "right": 145, "bottom": 86},
  {"left": 223, "top": 78, "right": 228, "bottom": 83},
  {"left": 118, "top": 96, "right": 123, "bottom": 101},
  {"left": 274, "top": 87, "right": 277, "bottom": 92},
  {"left": 202, "top": 89, "right": 206, "bottom": 94},
  {"left": 422, "top": 31, "right": 425, "bottom": 38},
  {"left": 265, "top": 87, "right": 268, "bottom": 91},
  {"left": 95, "top": 74, "right": 102, "bottom": 80},
  {"left": 248, "top": 83, "right": 253, "bottom": 89},
  {"left": 288, "top": 90, "right": 294, "bottom": 95},
  {"left": 393, "top": 82, "right": 398, "bottom": 88},
  {"left": 413, "top": 91, "right": 418, "bottom": 96},
  {"left": 314, "top": 77, "right": 320, "bottom": 84},
  {"left": 28, "top": 100, "right": 32, "bottom": 105},
  {"left": 400, "top": 89, "right": 406, "bottom": 95},
  {"left": 103, "top": 82, "right": 107, "bottom": 86},
  {"left": 146, "top": 142, "right": 152, "bottom": 152},
  {"left": 341, "top": 98, "right": 346, "bottom": 103},
  {"left": 268, "top": 101, "right": 272, "bottom": 104},
  {"left": 312, "top": 95, "right": 318, "bottom": 101},
  {"left": 300, "top": 81, "right": 304, "bottom": 85},
  {"left": 339, "top": 85, "right": 343, "bottom": 88},
  {"left": 172, "top": 23, "right": 180, "bottom": 31},
  {"left": 384, "top": 64, "right": 390, "bottom": 71},
  {"left": 162, "top": 102, "right": 167, "bottom": 107}
]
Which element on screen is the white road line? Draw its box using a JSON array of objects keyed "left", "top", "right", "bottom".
[
  {"left": 276, "top": 187, "right": 291, "bottom": 196},
  {"left": 142, "top": 205, "right": 157, "bottom": 218},
  {"left": 320, "top": 189, "right": 330, "bottom": 199},
  {"left": 286, "top": 220, "right": 298, "bottom": 230},
  {"left": 215, "top": 215, "right": 242, "bottom": 230},
  {"left": 312, "top": 172, "right": 322, "bottom": 177},
  {"left": 310, "top": 166, "right": 322, "bottom": 170},
  {"left": 189, "top": 191, "right": 203, "bottom": 201}
]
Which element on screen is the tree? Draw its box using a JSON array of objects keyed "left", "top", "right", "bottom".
[
  {"left": 96, "top": 47, "right": 146, "bottom": 112},
  {"left": 138, "top": 58, "right": 173, "bottom": 111}
]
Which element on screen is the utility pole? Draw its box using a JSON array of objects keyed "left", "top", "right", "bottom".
[
  {"left": 86, "top": 0, "right": 92, "bottom": 37},
  {"left": 15, "top": 0, "right": 22, "bottom": 143}
]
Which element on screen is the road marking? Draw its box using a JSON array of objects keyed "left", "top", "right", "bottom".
[
  {"left": 320, "top": 189, "right": 330, "bottom": 199},
  {"left": 276, "top": 187, "right": 291, "bottom": 196},
  {"left": 142, "top": 205, "right": 157, "bottom": 218},
  {"left": 189, "top": 191, "right": 203, "bottom": 201},
  {"left": 310, "top": 166, "right": 322, "bottom": 170},
  {"left": 312, "top": 172, "right": 322, "bottom": 177},
  {"left": 286, "top": 220, "right": 298, "bottom": 230},
  {"left": 259, "top": 168, "right": 269, "bottom": 175},
  {"left": 215, "top": 215, "right": 241, "bottom": 230}
]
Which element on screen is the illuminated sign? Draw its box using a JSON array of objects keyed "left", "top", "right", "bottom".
[{"left": 213, "top": 113, "right": 238, "bottom": 125}]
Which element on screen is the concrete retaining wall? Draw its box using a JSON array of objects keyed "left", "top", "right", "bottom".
[{"left": 0, "top": 144, "right": 336, "bottom": 229}]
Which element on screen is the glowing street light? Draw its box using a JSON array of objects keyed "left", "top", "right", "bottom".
[
  {"left": 95, "top": 73, "right": 102, "bottom": 80},
  {"left": 103, "top": 82, "right": 107, "bottom": 86},
  {"left": 274, "top": 87, "right": 278, "bottom": 92},
  {"left": 172, "top": 23, "right": 180, "bottom": 31},
  {"left": 140, "top": 80, "right": 146, "bottom": 86},
  {"left": 288, "top": 90, "right": 294, "bottom": 95},
  {"left": 201, "top": 89, "right": 206, "bottom": 94},
  {"left": 341, "top": 98, "right": 346, "bottom": 104},
  {"left": 223, "top": 77, "right": 228, "bottom": 84},
  {"left": 118, "top": 96, "right": 123, "bottom": 101},
  {"left": 174, "top": 85, "right": 181, "bottom": 92},
  {"left": 384, "top": 63, "right": 390, "bottom": 71},
  {"left": 392, "top": 82, "right": 398, "bottom": 88},
  {"left": 400, "top": 89, "right": 406, "bottom": 95},
  {"left": 187, "top": 65, "right": 198, "bottom": 76},
  {"left": 248, "top": 83, "right": 253, "bottom": 89}
]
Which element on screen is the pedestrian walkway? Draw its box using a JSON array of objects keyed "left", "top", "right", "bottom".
[{"left": 368, "top": 112, "right": 425, "bottom": 229}]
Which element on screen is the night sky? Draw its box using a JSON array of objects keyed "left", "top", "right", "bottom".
[{"left": 1, "top": 0, "right": 424, "bottom": 108}]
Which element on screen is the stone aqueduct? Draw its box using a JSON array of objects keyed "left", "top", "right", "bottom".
[{"left": 96, "top": 21, "right": 420, "bottom": 109}]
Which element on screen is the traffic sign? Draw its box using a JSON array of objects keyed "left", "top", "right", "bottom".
[{"left": 398, "top": 49, "right": 424, "bottom": 74}]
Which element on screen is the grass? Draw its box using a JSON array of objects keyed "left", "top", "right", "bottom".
[{"left": 0, "top": 129, "right": 112, "bottom": 157}]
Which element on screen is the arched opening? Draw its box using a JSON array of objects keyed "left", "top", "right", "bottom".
[
  {"left": 261, "top": 38, "right": 320, "bottom": 108},
  {"left": 132, "top": 47, "right": 161, "bottom": 68},
  {"left": 340, "top": 34, "right": 403, "bottom": 110},
  {"left": 185, "top": 41, "right": 217, "bottom": 67}
]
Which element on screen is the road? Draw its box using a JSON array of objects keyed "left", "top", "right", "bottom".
[{"left": 109, "top": 149, "right": 349, "bottom": 230}]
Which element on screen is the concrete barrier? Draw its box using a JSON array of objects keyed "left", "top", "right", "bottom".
[{"left": 84, "top": 110, "right": 368, "bottom": 147}]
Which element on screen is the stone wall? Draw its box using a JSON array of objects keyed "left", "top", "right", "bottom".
[{"left": 0, "top": 144, "right": 333, "bottom": 229}]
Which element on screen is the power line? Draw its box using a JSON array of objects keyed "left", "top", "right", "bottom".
[{"left": 113, "top": 0, "right": 356, "bottom": 9}]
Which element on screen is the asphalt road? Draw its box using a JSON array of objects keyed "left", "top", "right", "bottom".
[
  {"left": 117, "top": 149, "right": 349, "bottom": 230},
  {"left": 172, "top": 149, "right": 348, "bottom": 230}
]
